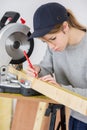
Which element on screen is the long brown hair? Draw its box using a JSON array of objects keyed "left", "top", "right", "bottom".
[{"left": 49, "top": 9, "right": 86, "bottom": 34}]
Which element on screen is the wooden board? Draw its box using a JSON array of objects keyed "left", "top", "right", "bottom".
[
  {"left": 11, "top": 100, "right": 51, "bottom": 130},
  {"left": 0, "top": 97, "right": 12, "bottom": 130},
  {"left": 33, "top": 102, "right": 47, "bottom": 130},
  {"left": 8, "top": 66, "right": 87, "bottom": 115},
  {"left": 0, "top": 93, "right": 57, "bottom": 103},
  {"left": 11, "top": 100, "right": 39, "bottom": 130}
]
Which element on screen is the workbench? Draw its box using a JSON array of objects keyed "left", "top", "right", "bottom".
[{"left": 0, "top": 93, "right": 67, "bottom": 130}]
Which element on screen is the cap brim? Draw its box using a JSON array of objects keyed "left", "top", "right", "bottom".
[{"left": 28, "top": 26, "right": 54, "bottom": 39}]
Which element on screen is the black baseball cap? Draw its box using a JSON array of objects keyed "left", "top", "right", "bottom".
[{"left": 29, "top": 2, "right": 68, "bottom": 39}]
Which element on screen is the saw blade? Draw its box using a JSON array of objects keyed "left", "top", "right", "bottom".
[
  {"left": 0, "top": 23, "right": 34, "bottom": 64},
  {"left": 6, "top": 32, "right": 30, "bottom": 60}
]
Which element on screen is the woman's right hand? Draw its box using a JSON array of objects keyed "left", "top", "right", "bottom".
[{"left": 26, "top": 65, "right": 41, "bottom": 77}]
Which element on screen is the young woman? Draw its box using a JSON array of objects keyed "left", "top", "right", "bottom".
[{"left": 28, "top": 2, "right": 87, "bottom": 130}]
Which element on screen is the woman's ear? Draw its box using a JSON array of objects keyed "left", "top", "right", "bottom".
[{"left": 62, "top": 21, "right": 69, "bottom": 34}]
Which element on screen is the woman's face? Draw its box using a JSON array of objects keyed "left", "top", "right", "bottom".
[
  {"left": 41, "top": 22, "right": 69, "bottom": 52},
  {"left": 42, "top": 31, "right": 69, "bottom": 51}
]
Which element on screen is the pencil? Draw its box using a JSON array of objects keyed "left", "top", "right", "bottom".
[{"left": 23, "top": 50, "right": 37, "bottom": 77}]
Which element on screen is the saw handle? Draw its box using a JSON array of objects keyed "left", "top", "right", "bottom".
[{"left": 0, "top": 11, "right": 20, "bottom": 29}]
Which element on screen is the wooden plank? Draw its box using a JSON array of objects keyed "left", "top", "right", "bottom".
[
  {"left": 11, "top": 100, "right": 39, "bottom": 130},
  {"left": 11, "top": 100, "right": 51, "bottom": 130},
  {"left": 0, "top": 97, "right": 12, "bottom": 130},
  {"left": 8, "top": 66, "right": 87, "bottom": 115},
  {"left": 33, "top": 102, "right": 47, "bottom": 130},
  {"left": 32, "top": 78, "right": 87, "bottom": 115},
  {"left": 0, "top": 93, "right": 56, "bottom": 103}
]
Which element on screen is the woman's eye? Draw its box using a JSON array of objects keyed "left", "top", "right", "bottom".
[
  {"left": 51, "top": 37, "right": 56, "bottom": 40},
  {"left": 41, "top": 40, "right": 46, "bottom": 43}
]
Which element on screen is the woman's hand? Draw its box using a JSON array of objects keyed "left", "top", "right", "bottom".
[
  {"left": 26, "top": 65, "right": 41, "bottom": 77},
  {"left": 39, "top": 74, "right": 59, "bottom": 86}
]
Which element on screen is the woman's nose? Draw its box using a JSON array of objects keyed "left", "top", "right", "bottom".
[{"left": 48, "top": 43, "right": 55, "bottom": 49}]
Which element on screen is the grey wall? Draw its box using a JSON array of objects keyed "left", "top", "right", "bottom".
[{"left": 0, "top": 0, "right": 87, "bottom": 67}]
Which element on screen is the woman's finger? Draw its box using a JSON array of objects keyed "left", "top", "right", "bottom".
[{"left": 39, "top": 74, "right": 54, "bottom": 81}]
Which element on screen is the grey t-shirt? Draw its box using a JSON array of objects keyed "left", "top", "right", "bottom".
[{"left": 39, "top": 31, "right": 87, "bottom": 123}]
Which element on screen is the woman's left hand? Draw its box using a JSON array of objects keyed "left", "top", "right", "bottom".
[{"left": 39, "top": 74, "right": 59, "bottom": 86}]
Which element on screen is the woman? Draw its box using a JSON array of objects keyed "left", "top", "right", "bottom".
[{"left": 28, "top": 2, "right": 87, "bottom": 130}]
